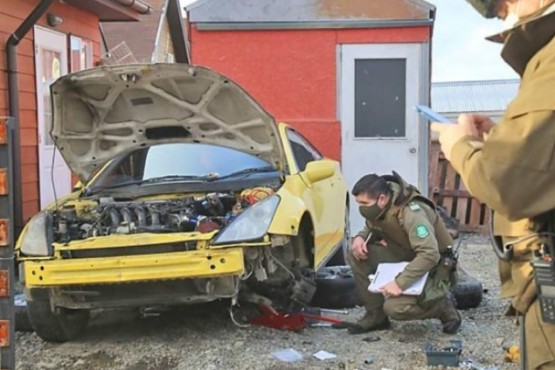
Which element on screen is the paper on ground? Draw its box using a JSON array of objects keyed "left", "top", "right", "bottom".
[
  {"left": 272, "top": 348, "right": 303, "bottom": 362},
  {"left": 313, "top": 350, "right": 337, "bottom": 360},
  {"left": 368, "top": 262, "right": 428, "bottom": 295}
]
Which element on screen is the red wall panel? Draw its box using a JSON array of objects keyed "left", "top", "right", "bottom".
[
  {"left": 0, "top": 0, "right": 101, "bottom": 221},
  {"left": 190, "top": 25, "right": 430, "bottom": 161}
]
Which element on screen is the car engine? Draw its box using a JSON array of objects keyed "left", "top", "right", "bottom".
[{"left": 52, "top": 188, "right": 275, "bottom": 243}]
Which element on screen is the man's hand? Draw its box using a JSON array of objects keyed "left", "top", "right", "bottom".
[
  {"left": 379, "top": 281, "right": 403, "bottom": 298},
  {"left": 351, "top": 236, "right": 368, "bottom": 260},
  {"left": 431, "top": 113, "right": 493, "bottom": 161}
]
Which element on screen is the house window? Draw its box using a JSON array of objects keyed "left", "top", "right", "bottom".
[
  {"left": 286, "top": 129, "right": 322, "bottom": 172},
  {"left": 70, "top": 35, "right": 93, "bottom": 72},
  {"left": 354, "top": 59, "right": 406, "bottom": 138}
]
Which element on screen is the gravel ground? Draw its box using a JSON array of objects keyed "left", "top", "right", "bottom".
[{"left": 15, "top": 235, "right": 521, "bottom": 370}]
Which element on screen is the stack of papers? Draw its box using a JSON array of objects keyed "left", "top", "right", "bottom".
[{"left": 368, "top": 262, "right": 428, "bottom": 295}]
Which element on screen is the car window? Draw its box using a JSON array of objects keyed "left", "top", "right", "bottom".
[
  {"left": 286, "top": 129, "right": 323, "bottom": 172},
  {"left": 90, "top": 143, "right": 273, "bottom": 188}
]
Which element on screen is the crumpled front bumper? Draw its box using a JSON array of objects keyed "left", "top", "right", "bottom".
[{"left": 22, "top": 248, "right": 245, "bottom": 287}]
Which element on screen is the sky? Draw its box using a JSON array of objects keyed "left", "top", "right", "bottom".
[{"left": 178, "top": 0, "right": 518, "bottom": 82}]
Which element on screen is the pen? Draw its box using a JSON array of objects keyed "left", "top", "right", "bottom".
[{"left": 364, "top": 232, "right": 373, "bottom": 246}]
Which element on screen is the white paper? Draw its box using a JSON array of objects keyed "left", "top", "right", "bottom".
[
  {"left": 272, "top": 348, "right": 303, "bottom": 362},
  {"left": 313, "top": 350, "right": 337, "bottom": 360},
  {"left": 368, "top": 262, "right": 428, "bottom": 295}
]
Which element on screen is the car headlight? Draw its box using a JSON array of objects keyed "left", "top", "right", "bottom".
[
  {"left": 214, "top": 195, "right": 280, "bottom": 244},
  {"left": 19, "top": 212, "right": 54, "bottom": 257}
]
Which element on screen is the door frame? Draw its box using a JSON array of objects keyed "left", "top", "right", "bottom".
[
  {"left": 34, "top": 25, "right": 71, "bottom": 209},
  {"left": 337, "top": 42, "right": 431, "bottom": 193}
]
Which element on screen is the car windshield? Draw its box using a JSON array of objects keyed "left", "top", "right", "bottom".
[{"left": 87, "top": 143, "right": 276, "bottom": 192}]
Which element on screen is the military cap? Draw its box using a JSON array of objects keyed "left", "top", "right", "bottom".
[{"left": 466, "top": 0, "right": 499, "bottom": 18}]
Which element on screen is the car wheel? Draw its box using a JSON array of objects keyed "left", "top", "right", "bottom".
[
  {"left": 451, "top": 267, "right": 483, "bottom": 310},
  {"left": 326, "top": 206, "right": 350, "bottom": 266},
  {"left": 14, "top": 293, "right": 34, "bottom": 332},
  {"left": 27, "top": 300, "right": 90, "bottom": 342},
  {"left": 310, "top": 265, "right": 363, "bottom": 309}
]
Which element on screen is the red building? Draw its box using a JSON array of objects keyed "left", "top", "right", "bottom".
[
  {"left": 1, "top": 0, "right": 152, "bottom": 230},
  {"left": 185, "top": 0, "right": 436, "bottom": 233}
]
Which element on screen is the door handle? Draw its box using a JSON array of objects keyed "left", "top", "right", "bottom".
[{"left": 409, "top": 148, "right": 417, "bottom": 154}]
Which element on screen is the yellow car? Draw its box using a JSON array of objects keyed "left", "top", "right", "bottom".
[{"left": 16, "top": 64, "right": 350, "bottom": 342}]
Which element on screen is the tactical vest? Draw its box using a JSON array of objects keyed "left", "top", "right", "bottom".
[{"left": 369, "top": 172, "right": 453, "bottom": 254}]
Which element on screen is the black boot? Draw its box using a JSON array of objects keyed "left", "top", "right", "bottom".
[
  {"left": 346, "top": 310, "right": 391, "bottom": 335},
  {"left": 439, "top": 295, "right": 462, "bottom": 334}
]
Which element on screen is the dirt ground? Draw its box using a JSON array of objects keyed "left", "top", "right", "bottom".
[{"left": 15, "top": 236, "right": 521, "bottom": 370}]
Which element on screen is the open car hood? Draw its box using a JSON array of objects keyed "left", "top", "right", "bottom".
[{"left": 51, "top": 63, "right": 286, "bottom": 182}]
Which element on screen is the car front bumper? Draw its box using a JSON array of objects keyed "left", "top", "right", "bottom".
[{"left": 21, "top": 248, "right": 245, "bottom": 287}]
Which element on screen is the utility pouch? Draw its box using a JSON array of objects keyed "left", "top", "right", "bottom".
[{"left": 418, "top": 252, "right": 457, "bottom": 310}]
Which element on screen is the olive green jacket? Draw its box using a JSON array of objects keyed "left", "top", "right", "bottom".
[
  {"left": 449, "top": 11, "right": 555, "bottom": 312},
  {"left": 450, "top": 12, "right": 555, "bottom": 222},
  {"left": 357, "top": 179, "right": 453, "bottom": 290}
]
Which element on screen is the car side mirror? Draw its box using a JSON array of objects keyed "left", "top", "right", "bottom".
[{"left": 304, "top": 160, "right": 336, "bottom": 183}]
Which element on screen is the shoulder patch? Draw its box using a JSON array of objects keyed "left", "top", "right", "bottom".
[
  {"left": 409, "top": 202, "right": 421, "bottom": 211},
  {"left": 415, "top": 225, "right": 430, "bottom": 238}
]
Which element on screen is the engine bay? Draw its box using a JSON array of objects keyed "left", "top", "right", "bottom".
[{"left": 52, "top": 187, "right": 275, "bottom": 243}]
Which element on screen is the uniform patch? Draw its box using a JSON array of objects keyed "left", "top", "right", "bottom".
[
  {"left": 409, "top": 202, "right": 421, "bottom": 211},
  {"left": 415, "top": 225, "right": 429, "bottom": 238}
]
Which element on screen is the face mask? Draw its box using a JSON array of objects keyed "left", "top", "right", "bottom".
[
  {"left": 359, "top": 199, "right": 385, "bottom": 221},
  {"left": 359, "top": 204, "right": 383, "bottom": 221}
]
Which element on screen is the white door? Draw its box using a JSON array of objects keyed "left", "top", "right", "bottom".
[
  {"left": 35, "top": 26, "right": 72, "bottom": 209},
  {"left": 340, "top": 43, "right": 429, "bottom": 235}
]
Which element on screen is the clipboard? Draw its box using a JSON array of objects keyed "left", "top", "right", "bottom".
[{"left": 368, "top": 262, "right": 428, "bottom": 296}]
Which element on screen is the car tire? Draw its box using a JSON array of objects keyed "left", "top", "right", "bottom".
[
  {"left": 14, "top": 293, "right": 34, "bottom": 332},
  {"left": 451, "top": 267, "right": 483, "bottom": 310},
  {"left": 326, "top": 206, "right": 350, "bottom": 266},
  {"left": 27, "top": 300, "right": 90, "bottom": 342},
  {"left": 310, "top": 265, "right": 363, "bottom": 309}
]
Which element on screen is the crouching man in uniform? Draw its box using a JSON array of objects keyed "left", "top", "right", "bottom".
[{"left": 346, "top": 172, "right": 462, "bottom": 335}]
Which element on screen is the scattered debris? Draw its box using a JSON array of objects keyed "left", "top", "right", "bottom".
[
  {"left": 460, "top": 359, "right": 499, "bottom": 370},
  {"left": 494, "top": 337, "right": 504, "bottom": 346},
  {"left": 504, "top": 345, "right": 520, "bottom": 363},
  {"left": 272, "top": 348, "right": 303, "bottom": 362},
  {"left": 424, "top": 340, "right": 463, "bottom": 367},
  {"left": 313, "top": 350, "right": 337, "bottom": 360},
  {"left": 364, "top": 356, "right": 374, "bottom": 365},
  {"left": 362, "top": 336, "right": 381, "bottom": 343}
]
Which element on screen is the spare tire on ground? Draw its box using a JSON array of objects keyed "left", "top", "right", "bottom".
[
  {"left": 310, "top": 264, "right": 483, "bottom": 311},
  {"left": 310, "top": 266, "right": 363, "bottom": 309},
  {"left": 451, "top": 267, "right": 483, "bottom": 310}
]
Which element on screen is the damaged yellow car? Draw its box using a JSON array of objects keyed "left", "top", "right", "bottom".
[{"left": 16, "top": 63, "right": 350, "bottom": 342}]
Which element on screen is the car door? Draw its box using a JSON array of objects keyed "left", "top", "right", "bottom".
[{"left": 283, "top": 128, "right": 346, "bottom": 265}]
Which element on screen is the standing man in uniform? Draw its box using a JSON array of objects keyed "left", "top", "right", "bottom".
[
  {"left": 432, "top": 1, "right": 555, "bottom": 368},
  {"left": 346, "top": 172, "right": 461, "bottom": 335}
]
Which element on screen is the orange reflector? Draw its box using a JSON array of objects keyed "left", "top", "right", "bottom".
[
  {"left": 0, "top": 219, "right": 8, "bottom": 246},
  {"left": 0, "top": 168, "right": 6, "bottom": 195},
  {"left": 0, "top": 320, "right": 8, "bottom": 347},
  {"left": 0, "top": 270, "right": 7, "bottom": 297},
  {"left": 0, "top": 119, "right": 6, "bottom": 145}
]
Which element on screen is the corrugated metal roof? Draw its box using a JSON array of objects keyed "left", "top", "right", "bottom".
[
  {"left": 187, "top": 0, "right": 434, "bottom": 24},
  {"left": 432, "top": 79, "right": 519, "bottom": 113}
]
